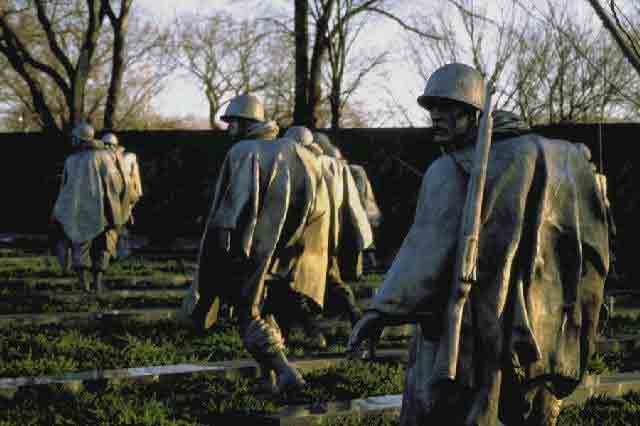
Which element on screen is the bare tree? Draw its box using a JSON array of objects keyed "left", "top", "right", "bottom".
[
  {"left": 407, "top": 0, "right": 529, "bottom": 112},
  {"left": 0, "top": 8, "right": 173, "bottom": 131},
  {"left": 293, "top": 0, "right": 310, "bottom": 125},
  {"left": 325, "top": 0, "right": 388, "bottom": 129},
  {"left": 0, "top": 0, "right": 140, "bottom": 133},
  {"left": 261, "top": 28, "right": 297, "bottom": 126},
  {"left": 293, "top": 0, "right": 441, "bottom": 128},
  {"left": 173, "top": 12, "right": 274, "bottom": 129},
  {"left": 508, "top": 0, "right": 640, "bottom": 124},
  {"left": 586, "top": 0, "right": 640, "bottom": 77},
  {"left": 405, "top": 0, "right": 640, "bottom": 125},
  {"left": 514, "top": 6, "right": 638, "bottom": 124}
]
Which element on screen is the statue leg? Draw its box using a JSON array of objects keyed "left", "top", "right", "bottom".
[
  {"left": 465, "top": 292, "right": 507, "bottom": 425},
  {"left": 522, "top": 387, "right": 562, "bottom": 426},
  {"left": 327, "top": 256, "right": 362, "bottom": 326},
  {"left": 54, "top": 238, "right": 72, "bottom": 275},
  {"left": 71, "top": 240, "right": 92, "bottom": 292},
  {"left": 400, "top": 324, "right": 448, "bottom": 426},
  {"left": 90, "top": 229, "right": 119, "bottom": 293},
  {"left": 239, "top": 307, "right": 305, "bottom": 394},
  {"left": 265, "top": 278, "right": 327, "bottom": 350}
]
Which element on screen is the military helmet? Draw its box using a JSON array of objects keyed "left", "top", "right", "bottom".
[
  {"left": 417, "top": 63, "right": 485, "bottom": 112},
  {"left": 101, "top": 132, "right": 119, "bottom": 146},
  {"left": 71, "top": 122, "right": 95, "bottom": 142},
  {"left": 220, "top": 94, "right": 265, "bottom": 123},
  {"left": 284, "top": 126, "right": 314, "bottom": 146}
]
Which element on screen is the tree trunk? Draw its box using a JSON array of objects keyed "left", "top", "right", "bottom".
[
  {"left": 307, "top": 0, "right": 335, "bottom": 128},
  {"left": 71, "top": 0, "right": 103, "bottom": 126},
  {"left": 330, "top": 78, "right": 341, "bottom": 129},
  {"left": 586, "top": 0, "right": 640, "bottom": 78},
  {"left": 293, "top": 0, "right": 310, "bottom": 126},
  {"left": 104, "top": 1, "right": 132, "bottom": 130}
]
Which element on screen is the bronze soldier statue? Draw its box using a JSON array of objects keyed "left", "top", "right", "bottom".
[
  {"left": 52, "top": 122, "right": 130, "bottom": 293},
  {"left": 185, "top": 95, "right": 332, "bottom": 394},
  {"left": 347, "top": 63, "right": 610, "bottom": 426}
]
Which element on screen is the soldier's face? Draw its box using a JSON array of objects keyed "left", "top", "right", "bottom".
[
  {"left": 428, "top": 102, "right": 474, "bottom": 144},
  {"left": 226, "top": 118, "right": 252, "bottom": 140}
]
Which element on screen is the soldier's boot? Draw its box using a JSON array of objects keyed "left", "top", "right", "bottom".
[
  {"left": 267, "top": 350, "right": 306, "bottom": 393},
  {"left": 250, "top": 358, "right": 278, "bottom": 394},
  {"left": 344, "top": 289, "right": 363, "bottom": 327},
  {"left": 301, "top": 315, "right": 327, "bottom": 351},
  {"left": 55, "top": 241, "right": 72, "bottom": 275},
  {"left": 76, "top": 269, "right": 91, "bottom": 293},
  {"left": 93, "top": 271, "right": 104, "bottom": 293}
]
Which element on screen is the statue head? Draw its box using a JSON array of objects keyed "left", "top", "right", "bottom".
[
  {"left": 284, "top": 126, "right": 314, "bottom": 146},
  {"left": 101, "top": 132, "right": 119, "bottom": 148},
  {"left": 221, "top": 94, "right": 265, "bottom": 140},
  {"left": 71, "top": 121, "right": 95, "bottom": 147},
  {"left": 313, "top": 132, "right": 343, "bottom": 159},
  {"left": 417, "top": 63, "right": 485, "bottom": 147}
]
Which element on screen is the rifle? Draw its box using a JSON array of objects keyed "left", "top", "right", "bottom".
[{"left": 431, "top": 81, "right": 496, "bottom": 383}]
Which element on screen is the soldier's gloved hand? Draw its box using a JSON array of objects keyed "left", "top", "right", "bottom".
[{"left": 346, "top": 310, "right": 383, "bottom": 360}]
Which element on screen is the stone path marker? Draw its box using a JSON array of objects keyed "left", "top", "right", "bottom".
[
  {"left": 0, "top": 349, "right": 409, "bottom": 399},
  {"left": 214, "top": 372, "right": 640, "bottom": 426}
]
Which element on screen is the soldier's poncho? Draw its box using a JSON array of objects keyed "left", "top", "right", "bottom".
[
  {"left": 349, "top": 164, "right": 382, "bottom": 228},
  {"left": 319, "top": 157, "right": 373, "bottom": 254},
  {"left": 123, "top": 152, "right": 143, "bottom": 210},
  {"left": 52, "top": 142, "right": 129, "bottom": 243},
  {"left": 185, "top": 122, "right": 331, "bottom": 327},
  {"left": 371, "top": 125, "right": 609, "bottom": 421}
]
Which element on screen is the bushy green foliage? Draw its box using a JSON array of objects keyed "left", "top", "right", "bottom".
[
  {"left": 0, "top": 385, "right": 196, "bottom": 426},
  {"left": 606, "top": 314, "right": 640, "bottom": 336},
  {"left": 0, "top": 359, "right": 404, "bottom": 425},
  {"left": 323, "top": 413, "right": 399, "bottom": 426},
  {"left": 558, "top": 392, "right": 640, "bottom": 425},
  {"left": 295, "top": 360, "right": 405, "bottom": 404},
  {"left": 0, "top": 320, "right": 249, "bottom": 378}
]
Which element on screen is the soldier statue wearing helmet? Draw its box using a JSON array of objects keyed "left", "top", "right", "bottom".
[
  {"left": 188, "top": 93, "right": 329, "bottom": 395},
  {"left": 52, "top": 122, "right": 132, "bottom": 293},
  {"left": 221, "top": 94, "right": 276, "bottom": 141},
  {"left": 348, "top": 63, "right": 610, "bottom": 425},
  {"left": 417, "top": 62, "right": 485, "bottom": 151},
  {"left": 101, "top": 132, "right": 143, "bottom": 259}
]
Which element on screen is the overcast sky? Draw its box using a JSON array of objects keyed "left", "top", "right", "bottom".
[
  {"left": 133, "top": 0, "right": 433, "bottom": 127},
  {"left": 134, "top": 0, "right": 603, "bottom": 128}
]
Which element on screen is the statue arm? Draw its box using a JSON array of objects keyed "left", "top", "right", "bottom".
[
  {"left": 347, "top": 156, "right": 465, "bottom": 356},
  {"left": 368, "top": 155, "right": 464, "bottom": 319}
]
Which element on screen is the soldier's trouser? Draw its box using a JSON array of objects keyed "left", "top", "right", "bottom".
[
  {"left": 325, "top": 256, "right": 362, "bottom": 324},
  {"left": 326, "top": 279, "right": 361, "bottom": 324},
  {"left": 71, "top": 228, "right": 119, "bottom": 272},
  {"left": 263, "top": 279, "right": 323, "bottom": 339}
]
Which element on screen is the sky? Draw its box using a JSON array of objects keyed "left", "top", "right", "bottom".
[
  {"left": 134, "top": 0, "right": 433, "bottom": 128},
  {"left": 134, "top": 0, "right": 603, "bottom": 128}
]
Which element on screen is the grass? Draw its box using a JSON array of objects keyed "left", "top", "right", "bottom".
[
  {"left": 0, "top": 320, "right": 247, "bottom": 378},
  {"left": 2, "top": 359, "right": 640, "bottom": 426},
  {"left": 558, "top": 392, "right": 640, "bottom": 425},
  {"left": 0, "top": 255, "right": 196, "bottom": 280},
  {"left": 0, "top": 358, "right": 405, "bottom": 425},
  {"left": 1, "top": 245, "right": 640, "bottom": 425}
]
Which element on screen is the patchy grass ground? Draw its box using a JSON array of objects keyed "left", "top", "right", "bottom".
[
  {"left": 0, "top": 358, "right": 406, "bottom": 425},
  {"left": 1, "top": 243, "right": 640, "bottom": 425}
]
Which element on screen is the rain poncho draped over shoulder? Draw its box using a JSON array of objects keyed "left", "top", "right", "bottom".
[
  {"left": 369, "top": 112, "right": 609, "bottom": 422},
  {"left": 318, "top": 156, "right": 373, "bottom": 255},
  {"left": 187, "top": 122, "right": 331, "bottom": 326},
  {"left": 52, "top": 141, "right": 129, "bottom": 243},
  {"left": 122, "top": 152, "right": 142, "bottom": 215},
  {"left": 349, "top": 164, "right": 382, "bottom": 228}
]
